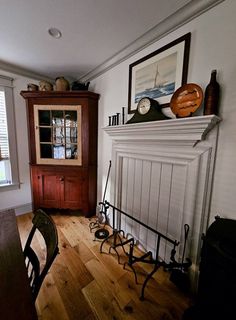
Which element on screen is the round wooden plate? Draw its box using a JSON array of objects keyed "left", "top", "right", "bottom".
[{"left": 170, "top": 83, "right": 203, "bottom": 117}]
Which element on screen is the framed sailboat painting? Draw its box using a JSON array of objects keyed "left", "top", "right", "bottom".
[{"left": 128, "top": 33, "right": 191, "bottom": 114}]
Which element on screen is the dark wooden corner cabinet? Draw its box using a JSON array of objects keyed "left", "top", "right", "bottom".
[{"left": 20, "top": 91, "right": 99, "bottom": 217}]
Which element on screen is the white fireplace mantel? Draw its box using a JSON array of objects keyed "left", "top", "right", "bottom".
[
  {"left": 103, "top": 114, "right": 220, "bottom": 291},
  {"left": 104, "top": 115, "right": 220, "bottom": 146}
]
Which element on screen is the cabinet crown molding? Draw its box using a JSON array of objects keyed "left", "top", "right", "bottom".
[{"left": 20, "top": 90, "right": 99, "bottom": 100}]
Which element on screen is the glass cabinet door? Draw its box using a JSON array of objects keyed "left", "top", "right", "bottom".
[{"left": 34, "top": 105, "right": 82, "bottom": 165}]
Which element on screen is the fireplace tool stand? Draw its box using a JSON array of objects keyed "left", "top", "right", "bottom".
[
  {"left": 99, "top": 201, "right": 191, "bottom": 300},
  {"left": 89, "top": 161, "right": 111, "bottom": 240}
]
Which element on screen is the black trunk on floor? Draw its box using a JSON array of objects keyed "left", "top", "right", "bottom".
[{"left": 183, "top": 216, "right": 236, "bottom": 320}]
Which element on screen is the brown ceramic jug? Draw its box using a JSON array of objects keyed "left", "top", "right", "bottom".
[{"left": 55, "top": 77, "right": 70, "bottom": 91}]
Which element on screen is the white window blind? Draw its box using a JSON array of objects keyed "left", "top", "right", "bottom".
[
  {"left": 0, "top": 89, "right": 10, "bottom": 160},
  {"left": 0, "top": 75, "right": 19, "bottom": 190}
]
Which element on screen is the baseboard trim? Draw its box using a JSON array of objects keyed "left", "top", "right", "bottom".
[{"left": 2, "top": 203, "right": 33, "bottom": 216}]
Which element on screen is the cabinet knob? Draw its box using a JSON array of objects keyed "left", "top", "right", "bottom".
[{"left": 60, "top": 177, "right": 64, "bottom": 182}]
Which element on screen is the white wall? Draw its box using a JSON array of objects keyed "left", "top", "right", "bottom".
[
  {"left": 91, "top": 0, "right": 236, "bottom": 223},
  {"left": 0, "top": 71, "right": 39, "bottom": 214}
]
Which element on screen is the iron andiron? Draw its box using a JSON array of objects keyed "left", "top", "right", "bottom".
[{"left": 99, "top": 201, "right": 192, "bottom": 300}]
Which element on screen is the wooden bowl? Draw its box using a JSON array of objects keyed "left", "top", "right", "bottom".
[{"left": 170, "top": 83, "right": 203, "bottom": 117}]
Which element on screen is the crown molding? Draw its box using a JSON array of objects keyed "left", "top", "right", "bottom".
[
  {"left": 80, "top": 0, "right": 225, "bottom": 82},
  {"left": 0, "top": 60, "right": 53, "bottom": 81}
]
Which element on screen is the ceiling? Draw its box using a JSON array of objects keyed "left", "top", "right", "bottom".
[{"left": 0, "top": 0, "right": 222, "bottom": 81}]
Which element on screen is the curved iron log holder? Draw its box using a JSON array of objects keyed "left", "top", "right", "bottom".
[
  {"left": 89, "top": 202, "right": 110, "bottom": 240},
  {"left": 89, "top": 161, "right": 111, "bottom": 240},
  {"left": 99, "top": 202, "right": 127, "bottom": 263},
  {"left": 99, "top": 201, "right": 192, "bottom": 300}
]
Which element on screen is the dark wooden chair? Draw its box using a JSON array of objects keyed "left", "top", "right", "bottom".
[{"left": 23, "top": 209, "right": 59, "bottom": 301}]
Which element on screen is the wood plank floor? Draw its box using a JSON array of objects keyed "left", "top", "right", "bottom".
[{"left": 17, "top": 212, "right": 193, "bottom": 320}]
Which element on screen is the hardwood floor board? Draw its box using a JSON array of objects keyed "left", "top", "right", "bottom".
[
  {"left": 85, "top": 258, "right": 132, "bottom": 310},
  {"left": 74, "top": 240, "right": 96, "bottom": 264},
  {"left": 34, "top": 230, "right": 50, "bottom": 267},
  {"left": 18, "top": 213, "right": 48, "bottom": 268},
  {"left": 62, "top": 245, "right": 94, "bottom": 289},
  {"left": 57, "top": 227, "right": 72, "bottom": 251},
  {"left": 17, "top": 213, "right": 193, "bottom": 320},
  {"left": 117, "top": 272, "right": 154, "bottom": 306},
  {"left": 116, "top": 270, "right": 187, "bottom": 320},
  {"left": 117, "top": 271, "right": 139, "bottom": 294},
  {"left": 55, "top": 225, "right": 96, "bottom": 289},
  {"left": 50, "top": 214, "right": 66, "bottom": 227},
  {"left": 53, "top": 215, "right": 84, "bottom": 247},
  {"left": 83, "top": 278, "right": 173, "bottom": 320},
  {"left": 50, "top": 259, "right": 93, "bottom": 320},
  {"left": 138, "top": 277, "right": 188, "bottom": 319},
  {"left": 51, "top": 221, "right": 96, "bottom": 290},
  {"left": 83, "top": 312, "right": 99, "bottom": 320},
  {"left": 119, "top": 299, "right": 155, "bottom": 320},
  {"left": 125, "top": 298, "right": 174, "bottom": 320},
  {"left": 67, "top": 215, "right": 99, "bottom": 248},
  {"left": 126, "top": 263, "right": 191, "bottom": 313},
  {"left": 82, "top": 280, "right": 133, "bottom": 320},
  {"left": 78, "top": 215, "right": 96, "bottom": 227},
  {"left": 135, "top": 260, "right": 172, "bottom": 285},
  {"left": 16, "top": 213, "right": 34, "bottom": 247},
  {"left": 156, "top": 275, "right": 193, "bottom": 311},
  {"left": 36, "top": 273, "right": 70, "bottom": 320},
  {"left": 89, "top": 242, "right": 128, "bottom": 282}
]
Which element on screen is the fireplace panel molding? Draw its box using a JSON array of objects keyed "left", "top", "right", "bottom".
[{"left": 104, "top": 115, "right": 220, "bottom": 289}]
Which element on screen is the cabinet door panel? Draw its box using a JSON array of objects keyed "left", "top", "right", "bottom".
[
  {"left": 61, "top": 176, "right": 85, "bottom": 209},
  {"left": 38, "top": 174, "right": 60, "bottom": 207}
]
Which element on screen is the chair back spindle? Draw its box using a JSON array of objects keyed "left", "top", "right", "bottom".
[{"left": 24, "top": 209, "right": 59, "bottom": 301}]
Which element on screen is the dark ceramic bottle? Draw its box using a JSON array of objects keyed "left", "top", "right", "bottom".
[{"left": 204, "top": 70, "right": 220, "bottom": 115}]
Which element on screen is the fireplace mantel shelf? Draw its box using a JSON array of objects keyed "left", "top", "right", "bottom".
[{"left": 104, "top": 115, "right": 220, "bottom": 146}]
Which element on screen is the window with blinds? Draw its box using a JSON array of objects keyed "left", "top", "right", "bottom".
[
  {"left": 0, "top": 90, "right": 10, "bottom": 160},
  {"left": 0, "top": 75, "right": 19, "bottom": 189}
]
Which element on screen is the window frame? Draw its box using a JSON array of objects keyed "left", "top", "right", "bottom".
[{"left": 0, "top": 75, "right": 20, "bottom": 191}]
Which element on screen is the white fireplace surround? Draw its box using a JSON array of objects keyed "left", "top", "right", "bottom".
[{"left": 104, "top": 115, "right": 220, "bottom": 288}]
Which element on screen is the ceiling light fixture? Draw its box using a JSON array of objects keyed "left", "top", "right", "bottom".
[{"left": 48, "top": 27, "right": 62, "bottom": 39}]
